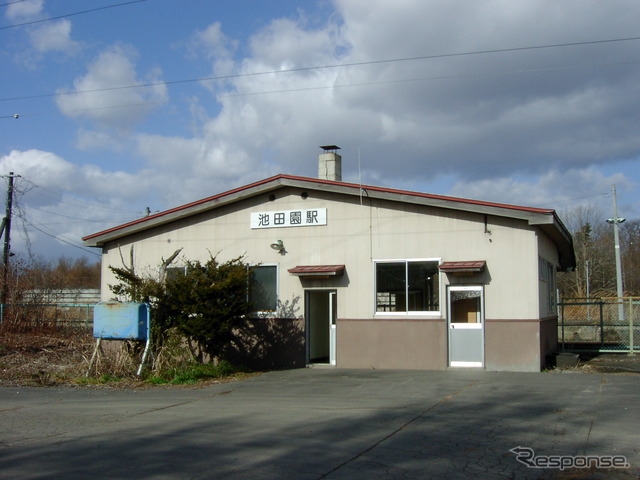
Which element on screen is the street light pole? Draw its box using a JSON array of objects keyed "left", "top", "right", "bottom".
[{"left": 606, "top": 184, "right": 625, "bottom": 322}]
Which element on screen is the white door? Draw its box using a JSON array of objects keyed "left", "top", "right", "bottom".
[{"left": 448, "top": 286, "right": 484, "bottom": 367}]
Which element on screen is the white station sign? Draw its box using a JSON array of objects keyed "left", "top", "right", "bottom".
[{"left": 251, "top": 208, "right": 327, "bottom": 229}]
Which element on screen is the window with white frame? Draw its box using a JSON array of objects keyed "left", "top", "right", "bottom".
[
  {"left": 375, "top": 260, "right": 440, "bottom": 313},
  {"left": 249, "top": 265, "right": 278, "bottom": 312},
  {"left": 539, "top": 257, "right": 556, "bottom": 314}
]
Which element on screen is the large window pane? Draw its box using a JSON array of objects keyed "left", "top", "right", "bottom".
[
  {"left": 376, "top": 263, "right": 406, "bottom": 312},
  {"left": 376, "top": 260, "right": 440, "bottom": 313},
  {"left": 249, "top": 265, "right": 277, "bottom": 312},
  {"left": 408, "top": 262, "right": 439, "bottom": 311}
]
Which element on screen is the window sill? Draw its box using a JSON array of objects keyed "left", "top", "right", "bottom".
[{"left": 374, "top": 311, "right": 441, "bottom": 318}]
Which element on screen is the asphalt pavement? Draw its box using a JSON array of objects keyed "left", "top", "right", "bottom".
[{"left": 0, "top": 368, "right": 638, "bottom": 479}]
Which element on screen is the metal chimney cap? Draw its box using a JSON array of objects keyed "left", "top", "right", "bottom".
[{"left": 320, "top": 145, "right": 341, "bottom": 152}]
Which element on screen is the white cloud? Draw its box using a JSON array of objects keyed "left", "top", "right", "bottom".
[
  {"left": 190, "top": 22, "right": 237, "bottom": 60},
  {"left": 0, "top": 149, "right": 145, "bottom": 205},
  {"left": 0, "top": 149, "right": 149, "bottom": 259},
  {"left": 134, "top": 133, "right": 272, "bottom": 205},
  {"left": 76, "top": 129, "right": 125, "bottom": 152},
  {"left": 326, "top": 0, "right": 640, "bottom": 178},
  {"left": 161, "top": 0, "right": 639, "bottom": 191},
  {"left": 118, "top": 0, "right": 637, "bottom": 218},
  {"left": 0, "top": 149, "right": 75, "bottom": 190},
  {"left": 184, "top": 22, "right": 239, "bottom": 97},
  {"left": 136, "top": 134, "right": 203, "bottom": 169},
  {"left": 9, "top": 0, "right": 640, "bottom": 261},
  {"left": 449, "top": 168, "right": 632, "bottom": 210},
  {"left": 5, "top": 0, "right": 43, "bottom": 20},
  {"left": 176, "top": 13, "right": 351, "bottom": 182},
  {"left": 55, "top": 44, "right": 168, "bottom": 132},
  {"left": 5, "top": 1, "right": 81, "bottom": 67},
  {"left": 29, "top": 19, "right": 80, "bottom": 54},
  {"left": 248, "top": 16, "right": 341, "bottom": 69}
]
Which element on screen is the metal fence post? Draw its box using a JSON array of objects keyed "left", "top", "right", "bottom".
[
  {"left": 629, "top": 298, "right": 634, "bottom": 355},
  {"left": 600, "top": 301, "right": 605, "bottom": 349},
  {"left": 560, "top": 303, "right": 565, "bottom": 351}
]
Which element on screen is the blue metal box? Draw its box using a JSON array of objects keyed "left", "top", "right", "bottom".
[{"left": 93, "top": 302, "right": 149, "bottom": 340}]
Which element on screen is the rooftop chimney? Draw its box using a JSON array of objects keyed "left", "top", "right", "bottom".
[{"left": 318, "top": 145, "right": 342, "bottom": 181}]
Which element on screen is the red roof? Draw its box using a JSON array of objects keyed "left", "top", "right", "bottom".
[
  {"left": 288, "top": 265, "right": 345, "bottom": 277},
  {"left": 82, "top": 173, "right": 574, "bottom": 271},
  {"left": 83, "top": 174, "right": 555, "bottom": 242},
  {"left": 438, "top": 261, "right": 486, "bottom": 273}
]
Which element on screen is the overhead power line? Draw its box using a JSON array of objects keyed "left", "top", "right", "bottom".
[
  {"left": 0, "top": 1, "right": 28, "bottom": 7},
  {"left": 16, "top": 213, "right": 100, "bottom": 257},
  {"left": 1, "top": 34, "right": 640, "bottom": 103},
  {"left": 24, "top": 204, "right": 124, "bottom": 223},
  {"left": 18, "top": 178, "right": 141, "bottom": 215},
  {"left": 222, "top": 59, "right": 640, "bottom": 98},
  {"left": 537, "top": 191, "right": 610, "bottom": 208},
  {"left": 0, "top": 0, "right": 147, "bottom": 31},
  {"left": 8, "top": 177, "right": 125, "bottom": 258},
  {"left": 3, "top": 57, "right": 638, "bottom": 119}
]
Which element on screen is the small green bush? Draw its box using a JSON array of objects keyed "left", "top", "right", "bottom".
[
  {"left": 148, "top": 360, "right": 248, "bottom": 385},
  {"left": 146, "top": 375, "right": 169, "bottom": 385}
]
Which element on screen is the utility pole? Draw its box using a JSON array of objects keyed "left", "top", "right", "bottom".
[
  {"left": 586, "top": 260, "right": 591, "bottom": 323},
  {"left": 606, "top": 184, "right": 626, "bottom": 322},
  {"left": 0, "top": 172, "right": 17, "bottom": 305}
]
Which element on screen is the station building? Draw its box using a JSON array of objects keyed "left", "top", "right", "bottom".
[{"left": 83, "top": 147, "right": 575, "bottom": 372}]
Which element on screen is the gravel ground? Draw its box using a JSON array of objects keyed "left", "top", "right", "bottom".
[{"left": 574, "top": 352, "right": 640, "bottom": 374}]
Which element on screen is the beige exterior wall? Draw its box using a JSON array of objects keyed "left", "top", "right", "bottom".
[
  {"left": 101, "top": 188, "right": 541, "bottom": 318},
  {"left": 97, "top": 185, "right": 559, "bottom": 371}
]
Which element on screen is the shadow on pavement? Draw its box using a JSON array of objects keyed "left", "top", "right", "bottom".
[{"left": 0, "top": 370, "right": 637, "bottom": 480}]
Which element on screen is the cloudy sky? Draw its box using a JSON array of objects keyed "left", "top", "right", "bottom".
[{"left": 1, "top": 0, "right": 639, "bottom": 261}]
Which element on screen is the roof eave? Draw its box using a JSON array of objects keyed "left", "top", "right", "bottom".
[
  {"left": 538, "top": 220, "right": 576, "bottom": 271},
  {"left": 83, "top": 176, "right": 290, "bottom": 247},
  {"left": 281, "top": 177, "right": 556, "bottom": 225},
  {"left": 82, "top": 175, "right": 572, "bottom": 258}
]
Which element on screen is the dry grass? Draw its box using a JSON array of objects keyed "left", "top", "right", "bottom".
[
  {"left": 0, "top": 325, "right": 158, "bottom": 387},
  {"left": 0, "top": 326, "right": 257, "bottom": 388},
  {"left": 0, "top": 327, "right": 95, "bottom": 386}
]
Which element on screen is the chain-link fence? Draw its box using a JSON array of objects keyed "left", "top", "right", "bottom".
[{"left": 558, "top": 297, "right": 640, "bottom": 352}]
